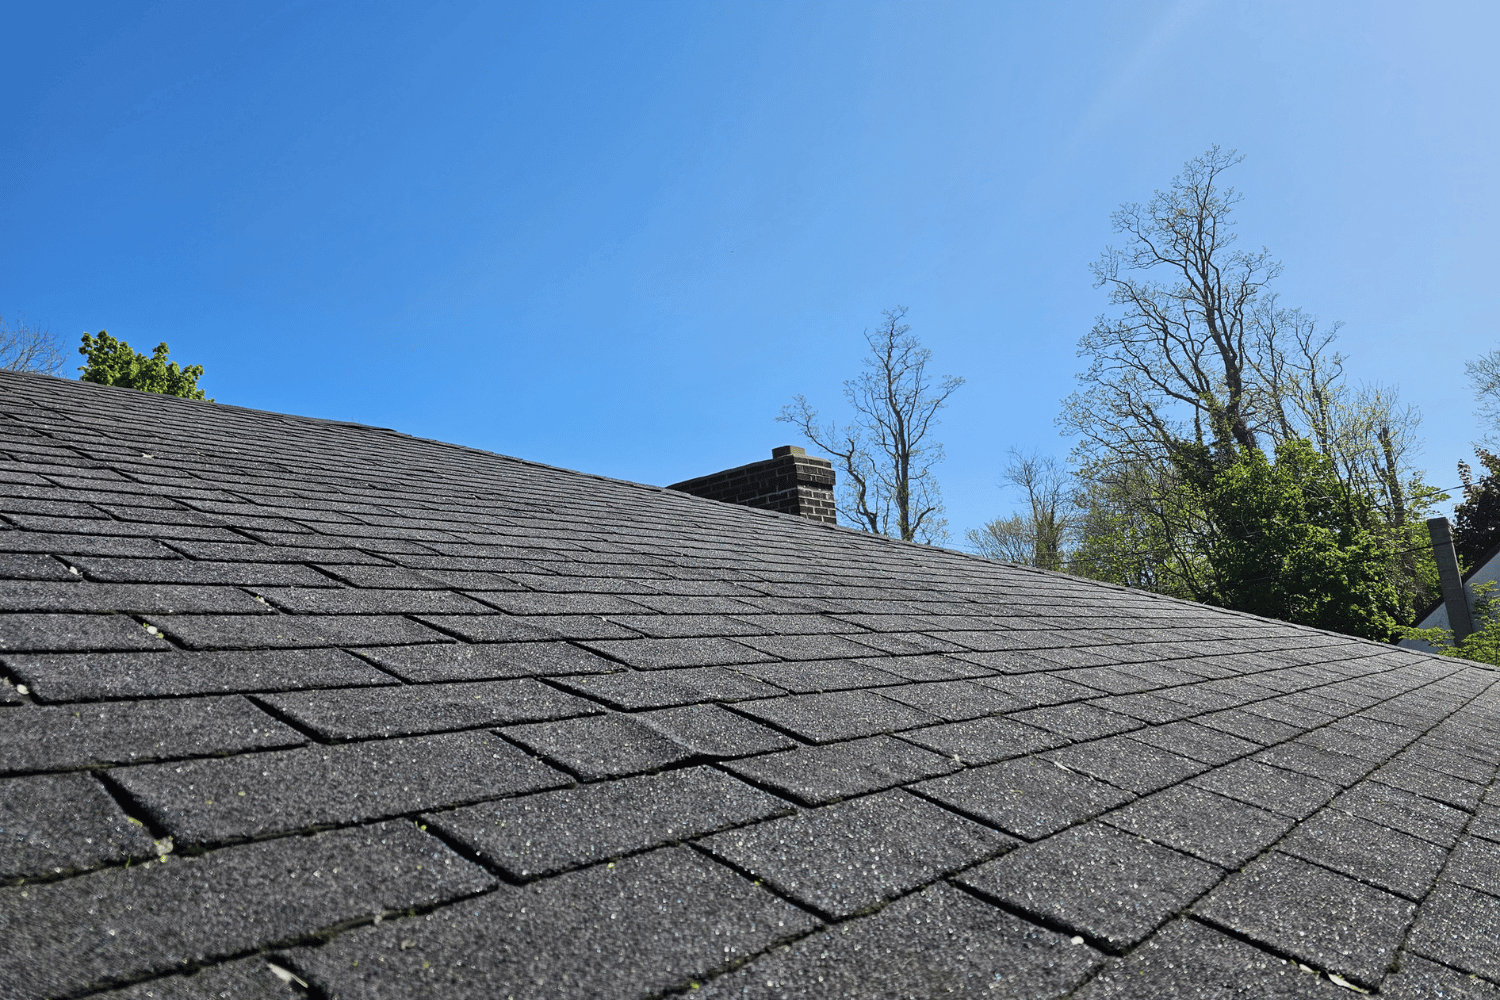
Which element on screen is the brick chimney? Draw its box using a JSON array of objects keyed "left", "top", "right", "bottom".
[{"left": 668, "top": 446, "right": 837, "bottom": 524}]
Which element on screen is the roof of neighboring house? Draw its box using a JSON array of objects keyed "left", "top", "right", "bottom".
[
  {"left": 1415, "top": 532, "right": 1500, "bottom": 628},
  {"left": 0, "top": 370, "right": 1497, "bottom": 1000}
]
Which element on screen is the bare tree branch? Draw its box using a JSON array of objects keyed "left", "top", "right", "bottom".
[
  {"left": 779, "top": 307, "right": 963, "bottom": 544},
  {"left": 0, "top": 316, "right": 64, "bottom": 375}
]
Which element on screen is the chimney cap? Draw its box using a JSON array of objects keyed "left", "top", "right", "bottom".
[{"left": 772, "top": 445, "right": 807, "bottom": 458}]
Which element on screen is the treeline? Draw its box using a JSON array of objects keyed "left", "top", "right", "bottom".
[{"left": 970, "top": 148, "right": 1500, "bottom": 645}]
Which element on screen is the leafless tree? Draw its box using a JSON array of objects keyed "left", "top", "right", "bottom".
[
  {"left": 966, "top": 515, "right": 1034, "bottom": 564},
  {"left": 1063, "top": 147, "right": 1281, "bottom": 468},
  {"left": 1468, "top": 348, "right": 1500, "bottom": 443},
  {"left": 967, "top": 450, "right": 1074, "bottom": 569},
  {"left": 0, "top": 316, "right": 64, "bottom": 375},
  {"left": 780, "top": 307, "right": 964, "bottom": 544}
]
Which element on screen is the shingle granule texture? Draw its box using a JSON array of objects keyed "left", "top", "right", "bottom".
[{"left": 0, "top": 370, "right": 1496, "bottom": 998}]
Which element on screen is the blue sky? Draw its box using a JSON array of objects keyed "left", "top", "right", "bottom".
[{"left": 3, "top": 1, "right": 1497, "bottom": 539}]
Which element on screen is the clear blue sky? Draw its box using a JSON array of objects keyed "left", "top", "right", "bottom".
[{"left": 4, "top": 1, "right": 1497, "bottom": 539}]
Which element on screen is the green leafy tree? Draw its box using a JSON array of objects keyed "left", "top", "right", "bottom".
[
  {"left": 1197, "top": 439, "right": 1401, "bottom": 640},
  {"left": 1454, "top": 449, "right": 1500, "bottom": 568},
  {"left": 1398, "top": 582, "right": 1500, "bottom": 667},
  {"left": 78, "top": 331, "right": 209, "bottom": 401}
]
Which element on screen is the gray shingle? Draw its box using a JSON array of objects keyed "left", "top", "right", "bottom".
[
  {"left": 0, "top": 612, "right": 167, "bottom": 653},
  {"left": 1372, "top": 759, "right": 1488, "bottom": 810},
  {"left": 0, "top": 821, "right": 493, "bottom": 1000},
  {"left": 311, "top": 563, "right": 451, "bottom": 588},
  {"left": 286, "top": 846, "right": 817, "bottom": 1000},
  {"left": 1195, "top": 852, "right": 1416, "bottom": 988},
  {"left": 845, "top": 630, "right": 967, "bottom": 655},
  {"left": 112, "top": 731, "right": 566, "bottom": 845},
  {"left": 1130, "top": 720, "right": 1260, "bottom": 766},
  {"left": 1443, "top": 836, "right": 1500, "bottom": 896},
  {"left": 957, "top": 823, "right": 1223, "bottom": 951},
  {"left": 155, "top": 614, "right": 452, "bottom": 650},
  {"left": 1010, "top": 702, "right": 1142, "bottom": 741},
  {"left": 851, "top": 652, "right": 989, "bottom": 681},
  {"left": 1405, "top": 884, "right": 1500, "bottom": 984},
  {"left": 166, "top": 540, "right": 391, "bottom": 564},
  {"left": 503, "top": 713, "right": 696, "bottom": 779},
  {"left": 0, "top": 553, "right": 75, "bottom": 581},
  {"left": 1329, "top": 781, "right": 1471, "bottom": 848},
  {"left": 0, "top": 772, "right": 158, "bottom": 879},
  {"left": 581, "top": 636, "right": 777, "bottom": 668},
  {"left": 5, "top": 373, "right": 1500, "bottom": 1000},
  {"left": 733, "top": 690, "right": 940, "bottom": 743},
  {"left": 259, "top": 678, "right": 599, "bottom": 739},
  {"left": 503, "top": 613, "right": 645, "bottom": 640},
  {"left": 1090, "top": 691, "right": 1201, "bottom": 724},
  {"left": 427, "top": 767, "right": 790, "bottom": 878},
  {"left": 638, "top": 703, "right": 797, "bottom": 757},
  {"left": 725, "top": 734, "right": 958, "bottom": 804},
  {"left": 0, "top": 581, "right": 273, "bottom": 614},
  {"left": 0, "top": 531, "right": 179, "bottom": 558},
  {"left": 897, "top": 715, "right": 1065, "bottom": 765},
  {"left": 255, "top": 586, "right": 494, "bottom": 615},
  {"left": 730, "top": 658, "right": 906, "bottom": 693},
  {"left": 357, "top": 639, "right": 618, "bottom": 681},
  {"left": 1474, "top": 803, "right": 1500, "bottom": 844},
  {"left": 85, "top": 957, "right": 297, "bottom": 1000},
  {"left": 971, "top": 672, "right": 1103, "bottom": 708},
  {"left": 1188, "top": 758, "right": 1340, "bottom": 819},
  {"left": 1380, "top": 954, "right": 1500, "bottom": 1000},
  {"left": 1195, "top": 707, "right": 1305, "bottom": 744},
  {"left": 1043, "top": 736, "right": 1208, "bottom": 793},
  {"left": 1073, "top": 918, "right": 1341, "bottom": 999},
  {"left": 407, "top": 613, "right": 559, "bottom": 643},
  {"left": 914, "top": 756, "right": 1134, "bottom": 840},
  {"left": 552, "top": 665, "right": 781, "bottom": 708},
  {"left": 1102, "top": 784, "right": 1294, "bottom": 867},
  {"left": 1280, "top": 808, "right": 1449, "bottom": 899},
  {"left": 0, "top": 696, "right": 302, "bottom": 774},
  {"left": 877, "top": 679, "right": 1024, "bottom": 720},
  {"left": 697, "top": 881, "right": 1104, "bottom": 999},
  {"left": 734, "top": 633, "right": 882, "bottom": 660},
  {"left": 701, "top": 789, "right": 1013, "bottom": 918},
  {"left": 4, "top": 648, "right": 393, "bottom": 701}
]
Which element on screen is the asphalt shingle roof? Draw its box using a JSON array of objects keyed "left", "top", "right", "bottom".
[{"left": 1, "top": 370, "right": 1498, "bottom": 999}]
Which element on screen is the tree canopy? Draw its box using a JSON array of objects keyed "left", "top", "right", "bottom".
[
  {"left": 78, "top": 332, "right": 209, "bottom": 401},
  {"left": 1045, "top": 147, "right": 1437, "bottom": 631},
  {"left": 1454, "top": 448, "right": 1500, "bottom": 568},
  {"left": 1197, "top": 439, "right": 1401, "bottom": 640}
]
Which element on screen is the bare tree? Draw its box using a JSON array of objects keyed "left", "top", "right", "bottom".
[
  {"left": 780, "top": 307, "right": 964, "bottom": 544},
  {"left": 0, "top": 316, "right": 64, "bottom": 375},
  {"left": 968, "top": 450, "right": 1074, "bottom": 569},
  {"left": 1063, "top": 147, "right": 1281, "bottom": 468},
  {"left": 966, "top": 515, "right": 1035, "bottom": 564},
  {"left": 1467, "top": 348, "right": 1500, "bottom": 442}
]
